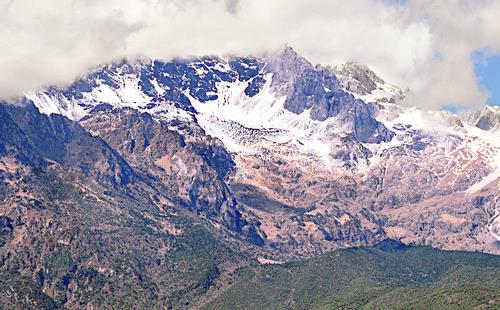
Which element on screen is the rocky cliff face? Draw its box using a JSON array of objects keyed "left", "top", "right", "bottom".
[
  {"left": 461, "top": 105, "right": 500, "bottom": 132},
  {"left": 0, "top": 101, "right": 136, "bottom": 188},
  {"left": 332, "top": 61, "right": 385, "bottom": 95},
  {"left": 0, "top": 102, "right": 257, "bottom": 309},
  {"left": 2, "top": 46, "right": 499, "bottom": 308},
  {"left": 79, "top": 106, "right": 264, "bottom": 246},
  {"left": 3, "top": 46, "right": 498, "bottom": 263}
]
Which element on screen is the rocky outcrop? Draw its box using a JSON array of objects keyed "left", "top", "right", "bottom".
[
  {"left": 461, "top": 105, "right": 500, "bottom": 131},
  {"left": 266, "top": 47, "right": 394, "bottom": 143},
  {"left": 80, "top": 107, "right": 264, "bottom": 246},
  {"left": 332, "top": 61, "right": 384, "bottom": 95},
  {"left": 0, "top": 101, "right": 135, "bottom": 188}
]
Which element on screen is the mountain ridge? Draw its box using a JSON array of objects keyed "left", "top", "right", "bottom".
[
  {"left": 1, "top": 46, "right": 499, "bottom": 309},
  {"left": 22, "top": 46, "right": 500, "bottom": 257}
]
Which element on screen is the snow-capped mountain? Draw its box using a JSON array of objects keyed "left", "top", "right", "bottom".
[{"left": 26, "top": 46, "right": 500, "bottom": 256}]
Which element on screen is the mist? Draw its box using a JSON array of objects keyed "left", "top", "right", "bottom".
[{"left": 1, "top": 0, "right": 500, "bottom": 110}]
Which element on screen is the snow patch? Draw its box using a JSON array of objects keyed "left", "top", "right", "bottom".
[{"left": 465, "top": 160, "right": 500, "bottom": 194}]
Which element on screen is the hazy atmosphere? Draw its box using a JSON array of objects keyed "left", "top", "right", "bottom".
[{"left": 1, "top": 0, "right": 500, "bottom": 109}]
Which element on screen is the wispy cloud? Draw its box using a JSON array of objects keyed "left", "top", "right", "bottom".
[{"left": 1, "top": 0, "right": 499, "bottom": 110}]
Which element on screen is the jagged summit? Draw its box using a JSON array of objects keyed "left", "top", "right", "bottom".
[
  {"left": 267, "top": 45, "right": 311, "bottom": 74},
  {"left": 332, "top": 61, "right": 385, "bottom": 95},
  {"left": 27, "top": 48, "right": 397, "bottom": 150},
  {"left": 263, "top": 45, "right": 314, "bottom": 98},
  {"left": 24, "top": 49, "right": 498, "bottom": 181},
  {"left": 461, "top": 105, "right": 500, "bottom": 132},
  {"left": 332, "top": 61, "right": 405, "bottom": 104}
]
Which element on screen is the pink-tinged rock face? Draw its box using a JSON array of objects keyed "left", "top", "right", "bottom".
[{"left": 21, "top": 50, "right": 500, "bottom": 259}]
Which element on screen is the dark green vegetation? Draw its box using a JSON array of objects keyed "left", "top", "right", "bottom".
[
  {"left": 206, "top": 240, "right": 500, "bottom": 310},
  {"left": 0, "top": 164, "right": 244, "bottom": 309},
  {"left": 0, "top": 270, "right": 58, "bottom": 310},
  {"left": 2, "top": 234, "right": 499, "bottom": 309},
  {"left": 0, "top": 103, "right": 246, "bottom": 309}
]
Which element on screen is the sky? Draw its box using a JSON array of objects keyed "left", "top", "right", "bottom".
[
  {"left": 475, "top": 53, "right": 500, "bottom": 106},
  {"left": 0, "top": 0, "right": 500, "bottom": 111}
]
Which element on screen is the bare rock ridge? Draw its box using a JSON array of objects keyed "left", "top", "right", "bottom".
[
  {"left": 1, "top": 46, "right": 498, "bottom": 259},
  {"left": 1, "top": 45, "right": 499, "bottom": 308},
  {"left": 461, "top": 105, "right": 500, "bottom": 132},
  {"left": 332, "top": 61, "right": 385, "bottom": 95},
  {"left": 0, "top": 101, "right": 135, "bottom": 187}
]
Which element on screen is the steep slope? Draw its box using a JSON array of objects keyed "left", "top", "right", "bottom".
[
  {"left": 79, "top": 106, "right": 265, "bottom": 246},
  {"left": 0, "top": 103, "right": 255, "bottom": 309},
  {"left": 0, "top": 164, "right": 244, "bottom": 308},
  {"left": 0, "top": 271, "right": 58, "bottom": 309},
  {"left": 0, "top": 101, "right": 136, "bottom": 188},
  {"left": 25, "top": 46, "right": 500, "bottom": 258}
]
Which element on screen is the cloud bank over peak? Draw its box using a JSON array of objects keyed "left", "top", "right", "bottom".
[{"left": 1, "top": 0, "right": 499, "bottom": 110}]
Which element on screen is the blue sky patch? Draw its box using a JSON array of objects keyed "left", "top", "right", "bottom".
[{"left": 474, "top": 51, "right": 500, "bottom": 106}]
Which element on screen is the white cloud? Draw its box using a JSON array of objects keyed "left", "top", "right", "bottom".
[{"left": 1, "top": 0, "right": 499, "bottom": 110}]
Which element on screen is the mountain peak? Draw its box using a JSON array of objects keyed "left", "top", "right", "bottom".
[
  {"left": 266, "top": 45, "right": 312, "bottom": 93},
  {"left": 331, "top": 61, "right": 385, "bottom": 96},
  {"left": 276, "top": 44, "right": 300, "bottom": 57},
  {"left": 461, "top": 105, "right": 500, "bottom": 131},
  {"left": 267, "top": 45, "right": 311, "bottom": 70}
]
